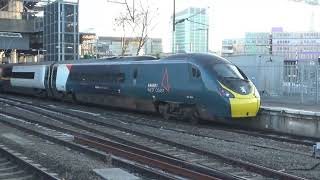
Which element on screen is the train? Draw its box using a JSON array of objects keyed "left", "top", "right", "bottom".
[{"left": 0, "top": 53, "right": 260, "bottom": 123}]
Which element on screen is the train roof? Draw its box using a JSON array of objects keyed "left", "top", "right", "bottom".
[
  {"left": 0, "top": 56, "right": 158, "bottom": 67},
  {"left": 163, "top": 53, "right": 231, "bottom": 65},
  {"left": 0, "top": 53, "right": 231, "bottom": 67},
  {"left": 55, "top": 55, "right": 158, "bottom": 64}
]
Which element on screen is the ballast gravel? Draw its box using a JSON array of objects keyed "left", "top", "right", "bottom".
[
  {"left": 0, "top": 121, "right": 109, "bottom": 180},
  {"left": 2, "top": 94, "right": 320, "bottom": 179}
]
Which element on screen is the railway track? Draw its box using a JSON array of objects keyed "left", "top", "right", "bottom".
[
  {"left": 3, "top": 94, "right": 316, "bottom": 148},
  {"left": 0, "top": 103, "right": 238, "bottom": 180},
  {"left": 106, "top": 115, "right": 315, "bottom": 156},
  {"left": 0, "top": 144, "right": 59, "bottom": 180},
  {"left": 0, "top": 95, "right": 307, "bottom": 180},
  {"left": 0, "top": 95, "right": 314, "bottom": 157}
]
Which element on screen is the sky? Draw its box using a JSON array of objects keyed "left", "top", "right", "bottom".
[{"left": 79, "top": 0, "right": 320, "bottom": 52}]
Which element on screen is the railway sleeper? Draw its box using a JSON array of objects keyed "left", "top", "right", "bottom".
[
  {"left": 0, "top": 170, "right": 27, "bottom": 179},
  {"left": 0, "top": 165, "right": 19, "bottom": 172}
]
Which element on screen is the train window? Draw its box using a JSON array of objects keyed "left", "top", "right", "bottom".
[
  {"left": 192, "top": 66, "right": 201, "bottom": 79},
  {"left": 212, "top": 64, "right": 245, "bottom": 80},
  {"left": 12, "top": 72, "right": 35, "bottom": 79}
]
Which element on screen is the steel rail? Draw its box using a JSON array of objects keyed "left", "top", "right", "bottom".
[
  {"left": 0, "top": 144, "right": 59, "bottom": 180},
  {"left": 0, "top": 109, "right": 240, "bottom": 180},
  {"left": 0, "top": 96, "right": 308, "bottom": 180},
  {"left": 0, "top": 114, "right": 184, "bottom": 180}
]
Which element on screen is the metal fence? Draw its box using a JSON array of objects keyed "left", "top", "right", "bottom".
[{"left": 247, "top": 61, "right": 320, "bottom": 105}]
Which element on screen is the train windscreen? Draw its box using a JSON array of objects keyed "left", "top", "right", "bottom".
[
  {"left": 212, "top": 64, "right": 246, "bottom": 80},
  {"left": 212, "top": 63, "right": 251, "bottom": 95}
]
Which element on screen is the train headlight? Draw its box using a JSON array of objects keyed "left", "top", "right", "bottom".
[{"left": 219, "top": 87, "right": 235, "bottom": 98}]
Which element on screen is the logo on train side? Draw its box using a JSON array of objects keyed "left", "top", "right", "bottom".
[
  {"left": 161, "top": 67, "right": 170, "bottom": 92},
  {"left": 66, "top": 64, "right": 73, "bottom": 71},
  {"left": 147, "top": 67, "right": 171, "bottom": 93}
]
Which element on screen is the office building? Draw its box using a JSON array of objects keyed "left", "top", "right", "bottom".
[
  {"left": 272, "top": 32, "right": 320, "bottom": 62},
  {"left": 144, "top": 38, "right": 162, "bottom": 55},
  {"left": 222, "top": 28, "right": 320, "bottom": 63},
  {"left": 244, "top": 32, "right": 270, "bottom": 55},
  {"left": 221, "top": 38, "right": 245, "bottom": 56},
  {"left": 43, "top": 0, "right": 79, "bottom": 61},
  {"left": 97, "top": 36, "right": 163, "bottom": 57},
  {"left": 173, "top": 7, "right": 208, "bottom": 53}
]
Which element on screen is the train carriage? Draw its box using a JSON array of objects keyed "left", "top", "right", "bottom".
[{"left": 0, "top": 53, "right": 260, "bottom": 123}]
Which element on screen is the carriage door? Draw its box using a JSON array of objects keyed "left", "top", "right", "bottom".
[
  {"left": 50, "top": 65, "right": 58, "bottom": 96},
  {"left": 47, "top": 64, "right": 55, "bottom": 97},
  {"left": 187, "top": 65, "right": 202, "bottom": 104},
  {"left": 45, "top": 65, "right": 52, "bottom": 90}
]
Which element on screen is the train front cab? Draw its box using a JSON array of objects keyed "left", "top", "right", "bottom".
[{"left": 220, "top": 83, "right": 260, "bottom": 118}]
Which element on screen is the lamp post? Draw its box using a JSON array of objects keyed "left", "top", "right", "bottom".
[{"left": 172, "top": 0, "right": 175, "bottom": 53}]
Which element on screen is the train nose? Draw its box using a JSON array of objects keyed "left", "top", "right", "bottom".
[{"left": 229, "top": 97, "right": 260, "bottom": 118}]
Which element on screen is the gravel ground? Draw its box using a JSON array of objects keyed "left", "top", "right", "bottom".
[
  {"left": 3, "top": 94, "right": 320, "bottom": 179},
  {"left": 0, "top": 102, "right": 163, "bottom": 180},
  {"left": 9, "top": 95, "right": 313, "bottom": 152},
  {"left": 29, "top": 95, "right": 313, "bottom": 155},
  {"left": 0, "top": 113, "right": 112, "bottom": 180},
  {"left": 126, "top": 122, "right": 320, "bottom": 179}
]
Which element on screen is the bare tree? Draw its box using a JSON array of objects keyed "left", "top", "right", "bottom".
[
  {"left": 114, "top": 14, "right": 130, "bottom": 55},
  {"left": 113, "top": 0, "right": 158, "bottom": 55}
]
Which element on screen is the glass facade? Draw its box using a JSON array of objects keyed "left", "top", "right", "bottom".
[
  {"left": 174, "top": 7, "right": 208, "bottom": 53},
  {"left": 244, "top": 32, "right": 270, "bottom": 55},
  {"left": 43, "top": 1, "right": 79, "bottom": 61}
]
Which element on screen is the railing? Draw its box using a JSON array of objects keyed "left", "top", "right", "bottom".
[{"left": 240, "top": 62, "right": 320, "bottom": 105}]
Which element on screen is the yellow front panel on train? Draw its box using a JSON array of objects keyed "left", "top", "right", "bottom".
[{"left": 230, "top": 98, "right": 260, "bottom": 118}]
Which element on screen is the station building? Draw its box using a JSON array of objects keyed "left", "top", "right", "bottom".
[
  {"left": 0, "top": 0, "right": 79, "bottom": 63},
  {"left": 0, "top": 0, "right": 43, "bottom": 63}
]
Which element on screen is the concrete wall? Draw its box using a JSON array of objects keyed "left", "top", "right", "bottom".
[
  {"left": 0, "top": 19, "right": 35, "bottom": 33},
  {"left": 0, "top": 0, "right": 23, "bottom": 19},
  {"left": 232, "top": 107, "right": 320, "bottom": 138}
]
